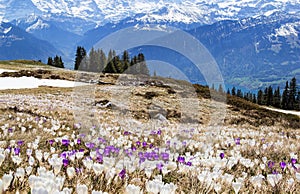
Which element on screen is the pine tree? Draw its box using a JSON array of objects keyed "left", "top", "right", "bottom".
[
  {"left": 257, "top": 89, "right": 263, "bottom": 105},
  {"left": 122, "top": 50, "right": 130, "bottom": 73},
  {"left": 252, "top": 94, "right": 257, "bottom": 104},
  {"left": 98, "top": 49, "right": 106, "bottom": 72},
  {"left": 281, "top": 81, "right": 289, "bottom": 109},
  {"left": 49, "top": 55, "right": 64, "bottom": 68},
  {"left": 231, "top": 87, "right": 236, "bottom": 96},
  {"left": 262, "top": 87, "right": 268, "bottom": 105},
  {"left": 74, "top": 46, "right": 87, "bottom": 70},
  {"left": 47, "top": 57, "right": 53, "bottom": 66},
  {"left": 267, "top": 86, "right": 273, "bottom": 106},
  {"left": 89, "top": 47, "right": 98, "bottom": 72},
  {"left": 137, "top": 53, "right": 149, "bottom": 75},
  {"left": 288, "top": 77, "right": 297, "bottom": 109},
  {"left": 273, "top": 86, "right": 281, "bottom": 108},
  {"left": 218, "top": 84, "right": 224, "bottom": 93},
  {"left": 237, "top": 89, "right": 243, "bottom": 98}
]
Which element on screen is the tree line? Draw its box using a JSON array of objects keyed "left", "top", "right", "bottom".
[
  {"left": 221, "top": 77, "right": 300, "bottom": 111},
  {"left": 74, "top": 46, "right": 149, "bottom": 75},
  {"left": 47, "top": 55, "right": 64, "bottom": 68}
]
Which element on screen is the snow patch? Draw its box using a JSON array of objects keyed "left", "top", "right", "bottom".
[
  {"left": 275, "top": 23, "right": 299, "bottom": 37},
  {"left": 3, "top": 26, "right": 12, "bottom": 34},
  {"left": 0, "top": 69, "right": 16, "bottom": 74},
  {"left": 0, "top": 76, "right": 90, "bottom": 90},
  {"left": 265, "top": 107, "right": 300, "bottom": 117},
  {"left": 26, "top": 19, "right": 49, "bottom": 32}
]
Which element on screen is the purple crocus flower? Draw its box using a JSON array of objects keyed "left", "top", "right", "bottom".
[
  {"left": 235, "top": 138, "right": 241, "bottom": 145},
  {"left": 156, "top": 163, "right": 163, "bottom": 171},
  {"left": 8, "top": 128, "right": 13, "bottom": 133},
  {"left": 177, "top": 156, "right": 185, "bottom": 163},
  {"left": 79, "top": 148, "right": 85, "bottom": 152},
  {"left": 62, "top": 139, "right": 70, "bottom": 146},
  {"left": 136, "top": 141, "right": 141, "bottom": 146},
  {"left": 14, "top": 147, "right": 20, "bottom": 155},
  {"left": 139, "top": 157, "right": 146, "bottom": 164},
  {"left": 119, "top": 169, "right": 126, "bottom": 179},
  {"left": 138, "top": 152, "right": 143, "bottom": 157},
  {"left": 220, "top": 153, "right": 225, "bottom": 159},
  {"left": 97, "top": 155, "right": 103, "bottom": 163},
  {"left": 131, "top": 146, "right": 137, "bottom": 152},
  {"left": 77, "top": 138, "right": 81, "bottom": 144},
  {"left": 291, "top": 158, "right": 297, "bottom": 164},
  {"left": 280, "top": 161, "right": 286, "bottom": 170},
  {"left": 63, "top": 158, "right": 69, "bottom": 167},
  {"left": 157, "top": 129, "right": 161, "bottom": 135},
  {"left": 268, "top": 161, "right": 275, "bottom": 169},
  {"left": 123, "top": 131, "right": 131, "bottom": 135},
  {"left": 186, "top": 161, "right": 192, "bottom": 166},
  {"left": 75, "top": 168, "right": 82, "bottom": 174},
  {"left": 60, "top": 152, "right": 67, "bottom": 158},
  {"left": 85, "top": 142, "right": 95, "bottom": 149},
  {"left": 153, "top": 152, "right": 159, "bottom": 160},
  {"left": 17, "top": 140, "right": 24, "bottom": 147},
  {"left": 142, "top": 142, "right": 147, "bottom": 147},
  {"left": 161, "top": 152, "right": 169, "bottom": 161},
  {"left": 48, "top": 139, "right": 54, "bottom": 145}
]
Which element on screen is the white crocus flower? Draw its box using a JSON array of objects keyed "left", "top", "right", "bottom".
[
  {"left": 11, "top": 155, "right": 22, "bottom": 165},
  {"left": 55, "top": 175, "right": 65, "bottom": 190},
  {"left": 75, "top": 152, "right": 84, "bottom": 160},
  {"left": 214, "top": 183, "right": 222, "bottom": 193},
  {"left": 145, "top": 167, "right": 153, "bottom": 179},
  {"left": 296, "top": 173, "right": 300, "bottom": 182},
  {"left": 0, "top": 154, "right": 5, "bottom": 166},
  {"left": 125, "top": 184, "right": 142, "bottom": 194},
  {"left": 232, "top": 181, "right": 242, "bottom": 194},
  {"left": 76, "top": 184, "right": 88, "bottom": 194},
  {"left": 287, "top": 178, "right": 294, "bottom": 187},
  {"left": 62, "top": 188, "right": 73, "bottom": 194},
  {"left": 145, "top": 179, "right": 163, "bottom": 194},
  {"left": 52, "top": 158, "right": 62, "bottom": 175},
  {"left": 43, "top": 152, "right": 50, "bottom": 160},
  {"left": 93, "top": 163, "right": 104, "bottom": 176},
  {"left": 160, "top": 182, "right": 177, "bottom": 194},
  {"left": 50, "top": 147, "right": 56, "bottom": 154},
  {"left": 267, "top": 174, "right": 282, "bottom": 187},
  {"left": 223, "top": 173, "right": 234, "bottom": 184},
  {"left": 67, "top": 167, "right": 76, "bottom": 179},
  {"left": 250, "top": 175, "right": 264, "bottom": 188},
  {"left": 83, "top": 158, "right": 93, "bottom": 170},
  {"left": 31, "top": 186, "right": 48, "bottom": 194},
  {"left": 35, "top": 150, "right": 43, "bottom": 163},
  {"left": 2, "top": 173, "right": 13, "bottom": 191},
  {"left": 105, "top": 167, "right": 116, "bottom": 183},
  {"left": 28, "top": 156, "right": 35, "bottom": 166},
  {"left": 90, "top": 151, "right": 97, "bottom": 159},
  {"left": 26, "top": 166, "right": 33, "bottom": 176},
  {"left": 15, "top": 167, "right": 25, "bottom": 182}
]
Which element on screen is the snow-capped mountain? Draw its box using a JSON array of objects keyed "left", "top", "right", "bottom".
[
  {"left": 11, "top": 14, "right": 82, "bottom": 58},
  {"left": 2, "top": 0, "right": 300, "bottom": 33},
  {"left": 189, "top": 12, "right": 300, "bottom": 89},
  {"left": 0, "top": 22, "right": 61, "bottom": 61}
]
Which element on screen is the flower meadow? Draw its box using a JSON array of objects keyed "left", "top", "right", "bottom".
[
  {"left": 0, "top": 108, "right": 299, "bottom": 194},
  {"left": 0, "top": 75, "right": 299, "bottom": 193}
]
